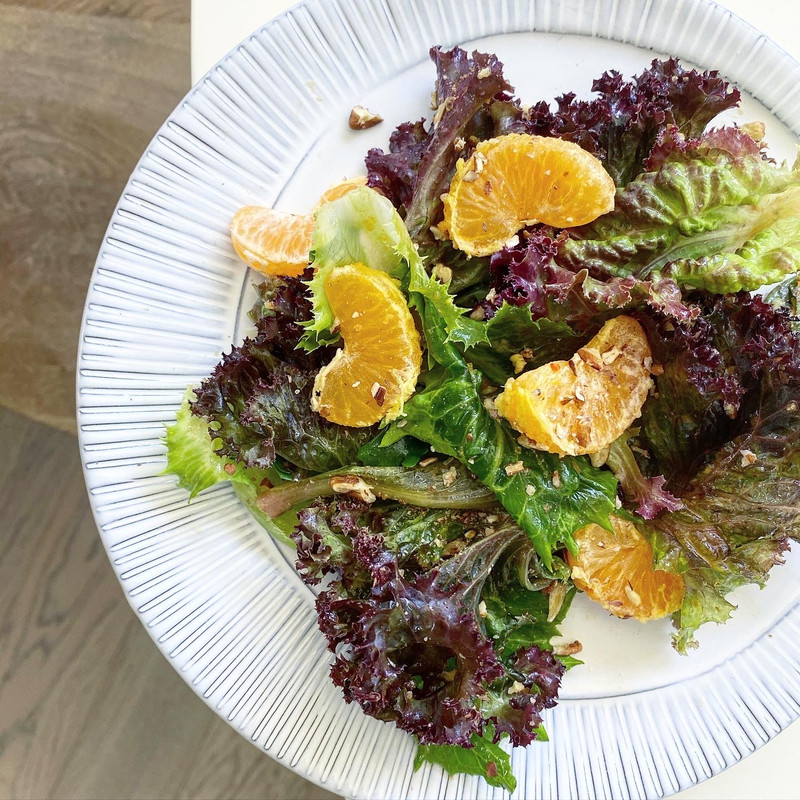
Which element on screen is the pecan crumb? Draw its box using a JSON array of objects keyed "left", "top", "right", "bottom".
[
  {"left": 442, "top": 466, "right": 458, "bottom": 487},
  {"left": 470, "top": 305, "right": 486, "bottom": 321},
  {"left": 589, "top": 446, "right": 610, "bottom": 468},
  {"left": 371, "top": 382, "right": 387, "bottom": 406},
  {"left": 740, "top": 120, "right": 766, "bottom": 142},
  {"left": 505, "top": 460, "right": 525, "bottom": 476},
  {"left": 553, "top": 640, "right": 583, "bottom": 657},
  {"left": 348, "top": 104, "right": 383, "bottom": 129},
  {"left": 442, "top": 539, "right": 465, "bottom": 557},
  {"left": 740, "top": 449, "right": 757, "bottom": 467},
  {"left": 329, "top": 475, "right": 376, "bottom": 503},
  {"left": 482, "top": 396, "right": 499, "bottom": 418},
  {"left": 433, "top": 263, "right": 452, "bottom": 284},
  {"left": 578, "top": 347, "right": 604, "bottom": 370},
  {"left": 601, "top": 348, "right": 621, "bottom": 365}
]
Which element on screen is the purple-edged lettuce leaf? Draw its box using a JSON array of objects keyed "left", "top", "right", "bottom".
[
  {"left": 190, "top": 273, "right": 373, "bottom": 472},
  {"left": 293, "top": 496, "right": 567, "bottom": 755},
  {"left": 494, "top": 58, "right": 740, "bottom": 187},
  {"left": 605, "top": 435, "right": 683, "bottom": 520},
  {"left": 365, "top": 119, "right": 429, "bottom": 214},
  {"left": 482, "top": 228, "right": 698, "bottom": 334},
  {"left": 635, "top": 293, "right": 796, "bottom": 489},
  {"left": 633, "top": 294, "right": 800, "bottom": 650},
  {"left": 644, "top": 364, "right": 799, "bottom": 652},
  {"left": 559, "top": 128, "right": 800, "bottom": 292},
  {"left": 464, "top": 229, "right": 696, "bottom": 383},
  {"left": 366, "top": 46, "right": 511, "bottom": 241}
]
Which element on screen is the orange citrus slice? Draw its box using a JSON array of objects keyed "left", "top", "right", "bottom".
[
  {"left": 441, "top": 133, "right": 616, "bottom": 257},
  {"left": 313, "top": 175, "right": 367, "bottom": 209},
  {"left": 230, "top": 177, "right": 366, "bottom": 276},
  {"left": 567, "top": 515, "right": 685, "bottom": 621},
  {"left": 230, "top": 207, "right": 314, "bottom": 277},
  {"left": 311, "top": 262, "right": 422, "bottom": 427},
  {"left": 495, "top": 315, "right": 653, "bottom": 456}
]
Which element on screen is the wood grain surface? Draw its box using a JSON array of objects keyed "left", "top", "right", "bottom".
[
  {"left": 0, "top": 1, "right": 190, "bottom": 433},
  {"left": 0, "top": 3, "right": 341, "bottom": 797}
]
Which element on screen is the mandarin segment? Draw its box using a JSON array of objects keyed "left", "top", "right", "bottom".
[
  {"left": 441, "top": 133, "right": 616, "bottom": 257},
  {"left": 230, "top": 177, "right": 366, "bottom": 276},
  {"left": 495, "top": 315, "right": 653, "bottom": 456},
  {"left": 567, "top": 516, "right": 685, "bottom": 621},
  {"left": 314, "top": 176, "right": 367, "bottom": 209},
  {"left": 230, "top": 206, "right": 314, "bottom": 276},
  {"left": 311, "top": 263, "right": 422, "bottom": 427}
]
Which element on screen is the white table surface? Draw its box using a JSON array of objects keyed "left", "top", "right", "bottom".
[{"left": 190, "top": 1, "right": 800, "bottom": 798}]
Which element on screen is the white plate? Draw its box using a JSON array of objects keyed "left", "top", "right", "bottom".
[{"left": 77, "top": 1, "right": 800, "bottom": 797}]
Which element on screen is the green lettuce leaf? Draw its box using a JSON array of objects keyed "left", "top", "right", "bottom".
[
  {"left": 256, "top": 460, "right": 497, "bottom": 518},
  {"left": 356, "top": 432, "right": 429, "bottom": 467},
  {"left": 483, "top": 583, "right": 578, "bottom": 665},
  {"left": 379, "top": 504, "right": 505, "bottom": 570},
  {"left": 384, "top": 303, "right": 618, "bottom": 566},
  {"left": 559, "top": 131, "right": 800, "bottom": 292},
  {"left": 303, "top": 187, "right": 486, "bottom": 351},
  {"left": 163, "top": 391, "right": 271, "bottom": 497},
  {"left": 466, "top": 303, "right": 582, "bottom": 385},
  {"left": 661, "top": 214, "right": 800, "bottom": 292},
  {"left": 414, "top": 728, "right": 516, "bottom": 793},
  {"left": 163, "top": 392, "right": 293, "bottom": 546},
  {"left": 303, "top": 188, "right": 411, "bottom": 349}
]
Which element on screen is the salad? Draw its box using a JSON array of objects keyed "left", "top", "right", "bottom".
[{"left": 164, "top": 46, "right": 800, "bottom": 792}]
